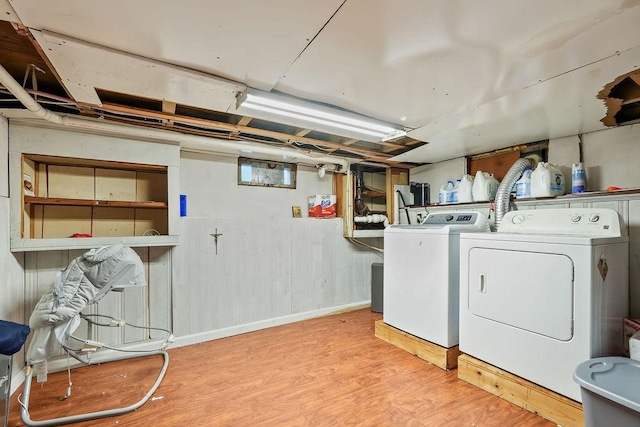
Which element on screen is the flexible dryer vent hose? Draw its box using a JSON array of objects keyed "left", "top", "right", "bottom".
[{"left": 494, "top": 157, "right": 533, "bottom": 230}]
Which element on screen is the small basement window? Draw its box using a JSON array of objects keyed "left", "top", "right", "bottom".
[{"left": 238, "top": 157, "right": 297, "bottom": 189}]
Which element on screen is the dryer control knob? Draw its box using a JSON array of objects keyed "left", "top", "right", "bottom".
[
  {"left": 571, "top": 215, "right": 582, "bottom": 223},
  {"left": 512, "top": 214, "right": 525, "bottom": 224},
  {"left": 445, "top": 214, "right": 454, "bottom": 221},
  {"left": 589, "top": 214, "right": 600, "bottom": 223}
]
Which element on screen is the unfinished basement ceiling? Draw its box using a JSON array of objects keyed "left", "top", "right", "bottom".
[{"left": 1, "top": 0, "right": 640, "bottom": 166}]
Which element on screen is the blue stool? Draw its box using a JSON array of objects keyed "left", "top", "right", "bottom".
[{"left": 0, "top": 320, "right": 30, "bottom": 427}]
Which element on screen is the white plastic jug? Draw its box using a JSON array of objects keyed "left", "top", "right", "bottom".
[
  {"left": 472, "top": 171, "right": 499, "bottom": 202},
  {"left": 439, "top": 181, "right": 455, "bottom": 204},
  {"left": 457, "top": 174, "right": 474, "bottom": 203},
  {"left": 531, "top": 162, "right": 565, "bottom": 197},
  {"left": 515, "top": 168, "right": 532, "bottom": 199},
  {"left": 571, "top": 162, "right": 586, "bottom": 194},
  {"left": 452, "top": 179, "right": 461, "bottom": 203}
]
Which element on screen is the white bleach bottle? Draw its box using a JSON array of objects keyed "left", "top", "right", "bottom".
[
  {"left": 439, "top": 180, "right": 455, "bottom": 204},
  {"left": 515, "top": 168, "right": 532, "bottom": 199},
  {"left": 572, "top": 162, "right": 586, "bottom": 194}
]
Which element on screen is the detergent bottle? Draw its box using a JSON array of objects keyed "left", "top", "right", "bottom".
[
  {"left": 457, "top": 174, "right": 474, "bottom": 203},
  {"left": 531, "top": 162, "right": 565, "bottom": 197},
  {"left": 439, "top": 180, "right": 455, "bottom": 204},
  {"left": 472, "top": 171, "right": 499, "bottom": 202},
  {"left": 515, "top": 168, "right": 532, "bottom": 199},
  {"left": 571, "top": 162, "right": 586, "bottom": 194}
]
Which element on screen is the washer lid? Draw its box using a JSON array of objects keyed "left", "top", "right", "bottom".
[{"left": 499, "top": 208, "right": 625, "bottom": 237}]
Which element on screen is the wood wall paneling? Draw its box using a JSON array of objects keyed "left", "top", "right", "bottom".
[
  {"left": 291, "top": 219, "right": 337, "bottom": 313},
  {"left": 92, "top": 207, "right": 135, "bottom": 237},
  {"left": 229, "top": 219, "right": 292, "bottom": 324},
  {"left": 468, "top": 149, "right": 521, "bottom": 182},
  {"left": 41, "top": 206, "right": 92, "bottom": 238},
  {"left": 136, "top": 171, "right": 168, "bottom": 202},
  {"left": 148, "top": 247, "right": 172, "bottom": 339},
  {"left": 134, "top": 208, "right": 168, "bottom": 236},
  {"left": 95, "top": 168, "right": 136, "bottom": 200},
  {"left": 47, "top": 165, "right": 95, "bottom": 199},
  {"left": 173, "top": 216, "right": 378, "bottom": 337},
  {"left": 23, "top": 247, "right": 160, "bottom": 353},
  {"left": 628, "top": 200, "right": 640, "bottom": 317},
  {"left": 22, "top": 158, "right": 37, "bottom": 238}
]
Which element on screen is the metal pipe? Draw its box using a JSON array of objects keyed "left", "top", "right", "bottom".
[{"left": 494, "top": 157, "right": 532, "bottom": 229}]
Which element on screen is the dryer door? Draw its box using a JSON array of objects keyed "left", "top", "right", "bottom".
[{"left": 467, "top": 248, "right": 574, "bottom": 341}]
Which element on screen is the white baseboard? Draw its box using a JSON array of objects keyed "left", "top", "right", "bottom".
[
  {"left": 10, "top": 368, "right": 25, "bottom": 397},
  {"left": 170, "top": 301, "right": 371, "bottom": 349}
]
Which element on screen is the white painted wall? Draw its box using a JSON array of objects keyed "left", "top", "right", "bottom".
[
  {"left": 0, "top": 116, "right": 26, "bottom": 395},
  {"left": 548, "top": 125, "right": 640, "bottom": 192},
  {"left": 410, "top": 157, "right": 466, "bottom": 205},
  {"left": 410, "top": 124, "right": 640, "bottom": 200},
  {"left": 0, "top": 116, "right": 8, "bottom": 198},
  {"left": 579, "top": 125, "right": 640, "bottom": 191},
  {"left": 172, "top": 152, "right": 380, "bottom": 342},
  {"left": 179, "top": 152, "right": 331, "bottom": 218}
]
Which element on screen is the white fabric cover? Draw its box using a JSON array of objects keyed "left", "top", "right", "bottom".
[{"left": 26, "top": 244, "right": 146, "bottom": 367}]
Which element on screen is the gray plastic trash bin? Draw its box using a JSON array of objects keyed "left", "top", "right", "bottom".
[
  {"left": 574, "top": 357, "right": 640, "bottom": 427},
  {"left": 1, "top": 354, "right": 13, "bottom": 427}
]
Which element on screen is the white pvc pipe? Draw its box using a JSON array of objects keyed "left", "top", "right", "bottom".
[
  {"left": 354, "top": 214, "right": 390, "bottom": 228},
  {"left": 0, "top": 64, "right": 350, "bottom": 171}
]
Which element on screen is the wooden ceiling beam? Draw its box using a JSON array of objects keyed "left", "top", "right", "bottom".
[
  {"left": 162, "top": 99, "right": 176, "bottom": 127},
  {"left": 237, "top": 116, "right": 252, "bottom": 126}
]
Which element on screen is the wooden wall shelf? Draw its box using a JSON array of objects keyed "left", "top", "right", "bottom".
[
  {"left": 24, "top": 196, "right": 168, "bottom": 209},
  {"left": 10, "top": 235, "right": 180, "bottom": 252},
  {"left": 9, "top": 123, "right": 181, "bottom": 252}
]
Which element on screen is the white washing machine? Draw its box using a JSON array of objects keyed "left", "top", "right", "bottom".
[
  {"left": 383, "top": 211, "right": 489, "bottom": 348},
  {"left": 459, "top": 208, "right": 629, "bottom": 402}
]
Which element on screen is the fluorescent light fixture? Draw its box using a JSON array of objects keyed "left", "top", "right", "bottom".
[{"left": 234, "top": 89, "right": 407, "bottom": 143}]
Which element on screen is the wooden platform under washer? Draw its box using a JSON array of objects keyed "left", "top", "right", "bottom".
[
  {"left": 457, "top": 354, "right": 584, "bottom": 427},
  {"left": 374, "top": 320, "right": 460, "bottom": 370}
]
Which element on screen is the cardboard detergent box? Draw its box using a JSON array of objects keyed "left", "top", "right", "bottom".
[
  {"left": 308, "top": 194, "right": 336, "bottom": 218},
  {"left": 624, "top": 318, "right": 640, "bottom": 356}
]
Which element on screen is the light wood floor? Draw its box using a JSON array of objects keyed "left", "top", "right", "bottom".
[{"left": 9, "top": 309, "right": 553, "bottom": 426}]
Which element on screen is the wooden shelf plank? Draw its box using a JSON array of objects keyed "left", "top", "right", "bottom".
[{"left": 24, "top": 196, "right": 168, "bottom": 209}]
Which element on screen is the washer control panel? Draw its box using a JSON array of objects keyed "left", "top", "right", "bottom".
[
  {"left": 500, "top": 208, "right": 623, "bottom": 237},
  {"left": 423, "top": 212, "right": 480, "bottom": 225}
]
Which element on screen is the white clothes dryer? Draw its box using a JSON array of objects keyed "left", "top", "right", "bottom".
[
  {"left": 459, "top": 208, "right": 629, "bottom": 402},
  {"left": 384, "top": 211, "right": 489, "bottom": 348}
]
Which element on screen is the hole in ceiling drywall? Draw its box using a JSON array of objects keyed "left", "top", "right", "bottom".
[{"left": 598, "top": 70, "right": 640, "bottom": 126}]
